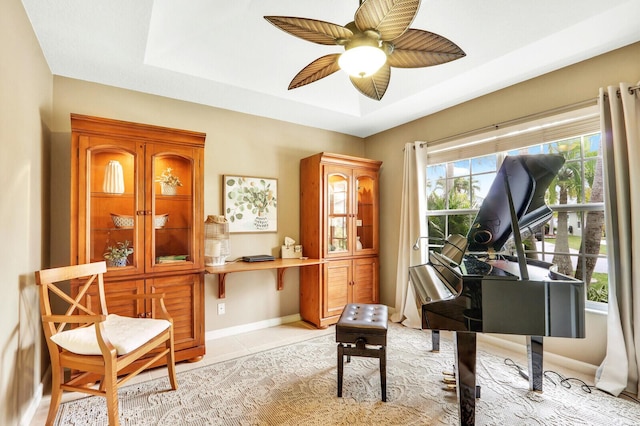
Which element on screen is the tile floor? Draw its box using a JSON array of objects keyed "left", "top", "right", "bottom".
[{"left": 30, "top": 320, "right": 334, "bottom": 425}]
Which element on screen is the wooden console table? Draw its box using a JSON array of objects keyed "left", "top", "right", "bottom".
[{"left": 205, "top": 258, "right": 324, "bottom": 298}]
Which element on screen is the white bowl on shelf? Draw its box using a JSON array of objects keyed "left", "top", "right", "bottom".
[{"left": 111, "top": 213, "right": 168, "bottom": 229}]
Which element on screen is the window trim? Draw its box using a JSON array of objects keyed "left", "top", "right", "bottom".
[
  {"left": 423, "top": 108, "right": 607, "bottom": 306},
  {"left": 425, "top": 105, "right": 599, "bottom": 165}
]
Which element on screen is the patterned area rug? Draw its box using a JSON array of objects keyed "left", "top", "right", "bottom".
[{"left": 55, "top": 323, "right": 639, "bottom": 425}]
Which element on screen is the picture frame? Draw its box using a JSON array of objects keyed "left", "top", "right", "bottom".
[{"left": 223, "top": 175, "right": 278, "bottom": 233}]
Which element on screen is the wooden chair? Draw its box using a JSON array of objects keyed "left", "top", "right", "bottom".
[{"left": 35, "top": 261, "right": 178, "bottom": 425}]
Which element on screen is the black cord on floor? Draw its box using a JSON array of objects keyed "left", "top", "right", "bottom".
[
  {"left": 543, "top": 369, "right": 592, "bottom": 393},
  {"left": 504, "top": 358, "right": 592, "bottom": 393},
  {"left": 504, "top": 358, "right": 530, "bottom": 381},
  {"left": 503, "top": 358, "right": 640, "bottom": 403},
  {"left": 619, "top": 391, "right": 640, "bottom": 404}
]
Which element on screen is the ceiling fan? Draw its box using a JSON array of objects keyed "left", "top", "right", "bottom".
[{"left": 265, "top": 0, "right": 465, "bottom": 101}]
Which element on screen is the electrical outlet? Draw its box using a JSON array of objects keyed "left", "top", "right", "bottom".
[{"left": 217, "top": 303, "right": 225, "bottom": 315}]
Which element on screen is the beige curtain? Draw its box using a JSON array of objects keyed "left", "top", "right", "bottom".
[
  {"left": 391, "top": 141, "right": 426, "bottom": 328},
  {"left": 595, "top": 82, "right": 640, "bottom": 396}
]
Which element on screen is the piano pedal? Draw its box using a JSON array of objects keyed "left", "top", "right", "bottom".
[
  {"left": 442, "top": 377, "right": 456, "bottom": 384},
  {"left": 442, "top": 384, "right": 481, "bottom": 399},
  {"left": 442, "top": 371, "right": 455, "bottom": 377}
]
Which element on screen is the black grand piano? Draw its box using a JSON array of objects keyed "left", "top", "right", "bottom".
[{"left": 409, "top": 155, "right": 585, "bottom": 425}]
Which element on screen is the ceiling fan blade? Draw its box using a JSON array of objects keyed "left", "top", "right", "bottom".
[
  {"left": 350, "top": 65, "right": 391, "bottom": 100},
  {"left": 289, "top": 54, "right": 342, "bottom": 89},
  {"left": 387, "top": 29, "right": 465, "bottom": 68},
  {"left": 354, "top": 0, "right": 420, "bottom": 41},
  {"left": 265, "top": 16, "right": 352, "bottom": 45}
]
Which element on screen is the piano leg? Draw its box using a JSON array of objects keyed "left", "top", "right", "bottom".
[
  {"left": 432, "top": 330, "right": 440, "bottom": 352},
  {"left": 527, "top": 335, "right": 544, "bottom": 392},
  {"left": 455, "top": 331, "right": 476, "bottom": 426}
]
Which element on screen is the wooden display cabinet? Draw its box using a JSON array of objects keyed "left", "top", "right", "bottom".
[
  {"left": 70, "top": 114, "right": 206, "bottom": 365},
  {"left": 300, "top": 152, "right": 382, "bottom": 328}
]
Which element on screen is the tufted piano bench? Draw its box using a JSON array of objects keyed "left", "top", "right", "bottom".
[{"left": 336, "top": 303, "right": 388, "bottom": 401}]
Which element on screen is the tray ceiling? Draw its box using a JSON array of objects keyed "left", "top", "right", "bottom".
[{"left": 22, "top": 0, "right": 640, "bottom": 137}]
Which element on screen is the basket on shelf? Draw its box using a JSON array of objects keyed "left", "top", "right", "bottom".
[{"left": 111, "top": 213, "right": 169, "bottom": 229}]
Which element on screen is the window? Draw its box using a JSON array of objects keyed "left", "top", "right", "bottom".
[
  {"left": 426, "top": 154, "right": 497, "bottom": 239},
  {"left": 423, "top": 106, "right": 607, "bottom": 305}
]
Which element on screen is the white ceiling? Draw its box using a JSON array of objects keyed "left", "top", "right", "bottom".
[{"left": 21, "top": 0, "right": 640, "bottom": 137}]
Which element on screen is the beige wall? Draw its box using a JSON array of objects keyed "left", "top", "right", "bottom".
[
  {"left": 0, "top": 0, "right": 53, "bottom": 424},
  {"left": 49, "top": 77, "right": 365, "bottom": 332},
  {"left": 364, "top": 41, "right": 640, "bottom": 366}
]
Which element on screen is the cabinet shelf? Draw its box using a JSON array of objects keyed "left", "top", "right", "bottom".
[
  {"left": 93, "top": 226, "right": 192, "bottom": 232},
  {"left": 91, "top": 192, "right": 135, "bottom": 197},
  {"left": 156, "top": 194, "right": 192, "bottom": 201},
  {"left": 91, "top": 193, "right": 193, "bottom": 200}
]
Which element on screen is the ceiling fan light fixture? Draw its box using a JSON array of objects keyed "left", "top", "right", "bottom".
[
  {"left": 339, "top": 45, "right": 387, "bottom": 78},
  {"left": 265, "top": 0, "right": 465, "bottom": 100}
]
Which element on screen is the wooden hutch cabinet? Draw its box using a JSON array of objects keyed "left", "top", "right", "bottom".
[
  {"left": 299, "top": 152, "right": 382, "bottom": 328},
  {"left": 70, "top": 113, "right": 206, "bottom": 364}
]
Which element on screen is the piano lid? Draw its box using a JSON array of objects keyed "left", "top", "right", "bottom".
[{"left": 467, "top": 154, "right": 565, "bottom": 252}]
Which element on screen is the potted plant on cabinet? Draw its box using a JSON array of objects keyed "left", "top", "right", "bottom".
[
  {"left": 156, "top": 167, "right": 182, "bottom": 195},
  {"left": 104, "top": 240, "right": 133, "bottom": 267}
]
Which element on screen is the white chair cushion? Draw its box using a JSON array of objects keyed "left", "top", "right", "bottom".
[{"left": 50, "top": 314, "right": 171, "bottom": 356}]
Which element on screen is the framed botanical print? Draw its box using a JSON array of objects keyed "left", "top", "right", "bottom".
[{"left": 223, "top": 175, "right": 278, "bottom": 233}]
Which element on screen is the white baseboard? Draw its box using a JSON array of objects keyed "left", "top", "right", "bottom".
[
  {"left": 205, "top": 313, "right": 303, "bottom": 341},
  {"left": 20, "top": 383, "right": 42, "bottom": 426},
  {"left": 20, "top": 365, "right": 49, "bottom": 426}
]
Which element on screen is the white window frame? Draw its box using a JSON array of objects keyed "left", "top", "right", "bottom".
[{"left": 422, "top": 104, "right": 607, "bottom": 310}]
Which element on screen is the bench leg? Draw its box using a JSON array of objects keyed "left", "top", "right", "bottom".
[
  {"left": 337, "top": 343, "right": 344, "bottom": 397},
  {"left": 380, "top": 345, "right": 387, "bottom": 402}
]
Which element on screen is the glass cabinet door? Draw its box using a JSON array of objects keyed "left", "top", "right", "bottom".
[
  {"left": 80, "top": 138, "right": 201, "bottom": 274},
  {"left": 327, "top": 171, "right": 350, "bottom": 255},
  {"left": 149, "top": 145, "right": 197, "bottom": 271},
  {"left": 355, "top": 172, "right": 376, "bottom": 252},
  {"left": 82, "top": 139, "right": 143, "bottom": 275}
]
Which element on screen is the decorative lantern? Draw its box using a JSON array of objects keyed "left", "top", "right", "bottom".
[{"left": 204, "top": 215, "right": 230, "bottom": 266}]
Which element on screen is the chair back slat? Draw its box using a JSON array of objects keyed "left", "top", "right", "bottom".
[
  {"left": 35, "top": 262, "right": 107, "bottom": 284},
  {"left": 63, "top": 274, "right": 99, "bottom": 316},
  {"left": 46, "top": 277, "right": 98, "bottom": 314},
  {"left": 35, "top": 261, "right": 109, "bottom": 336}
]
